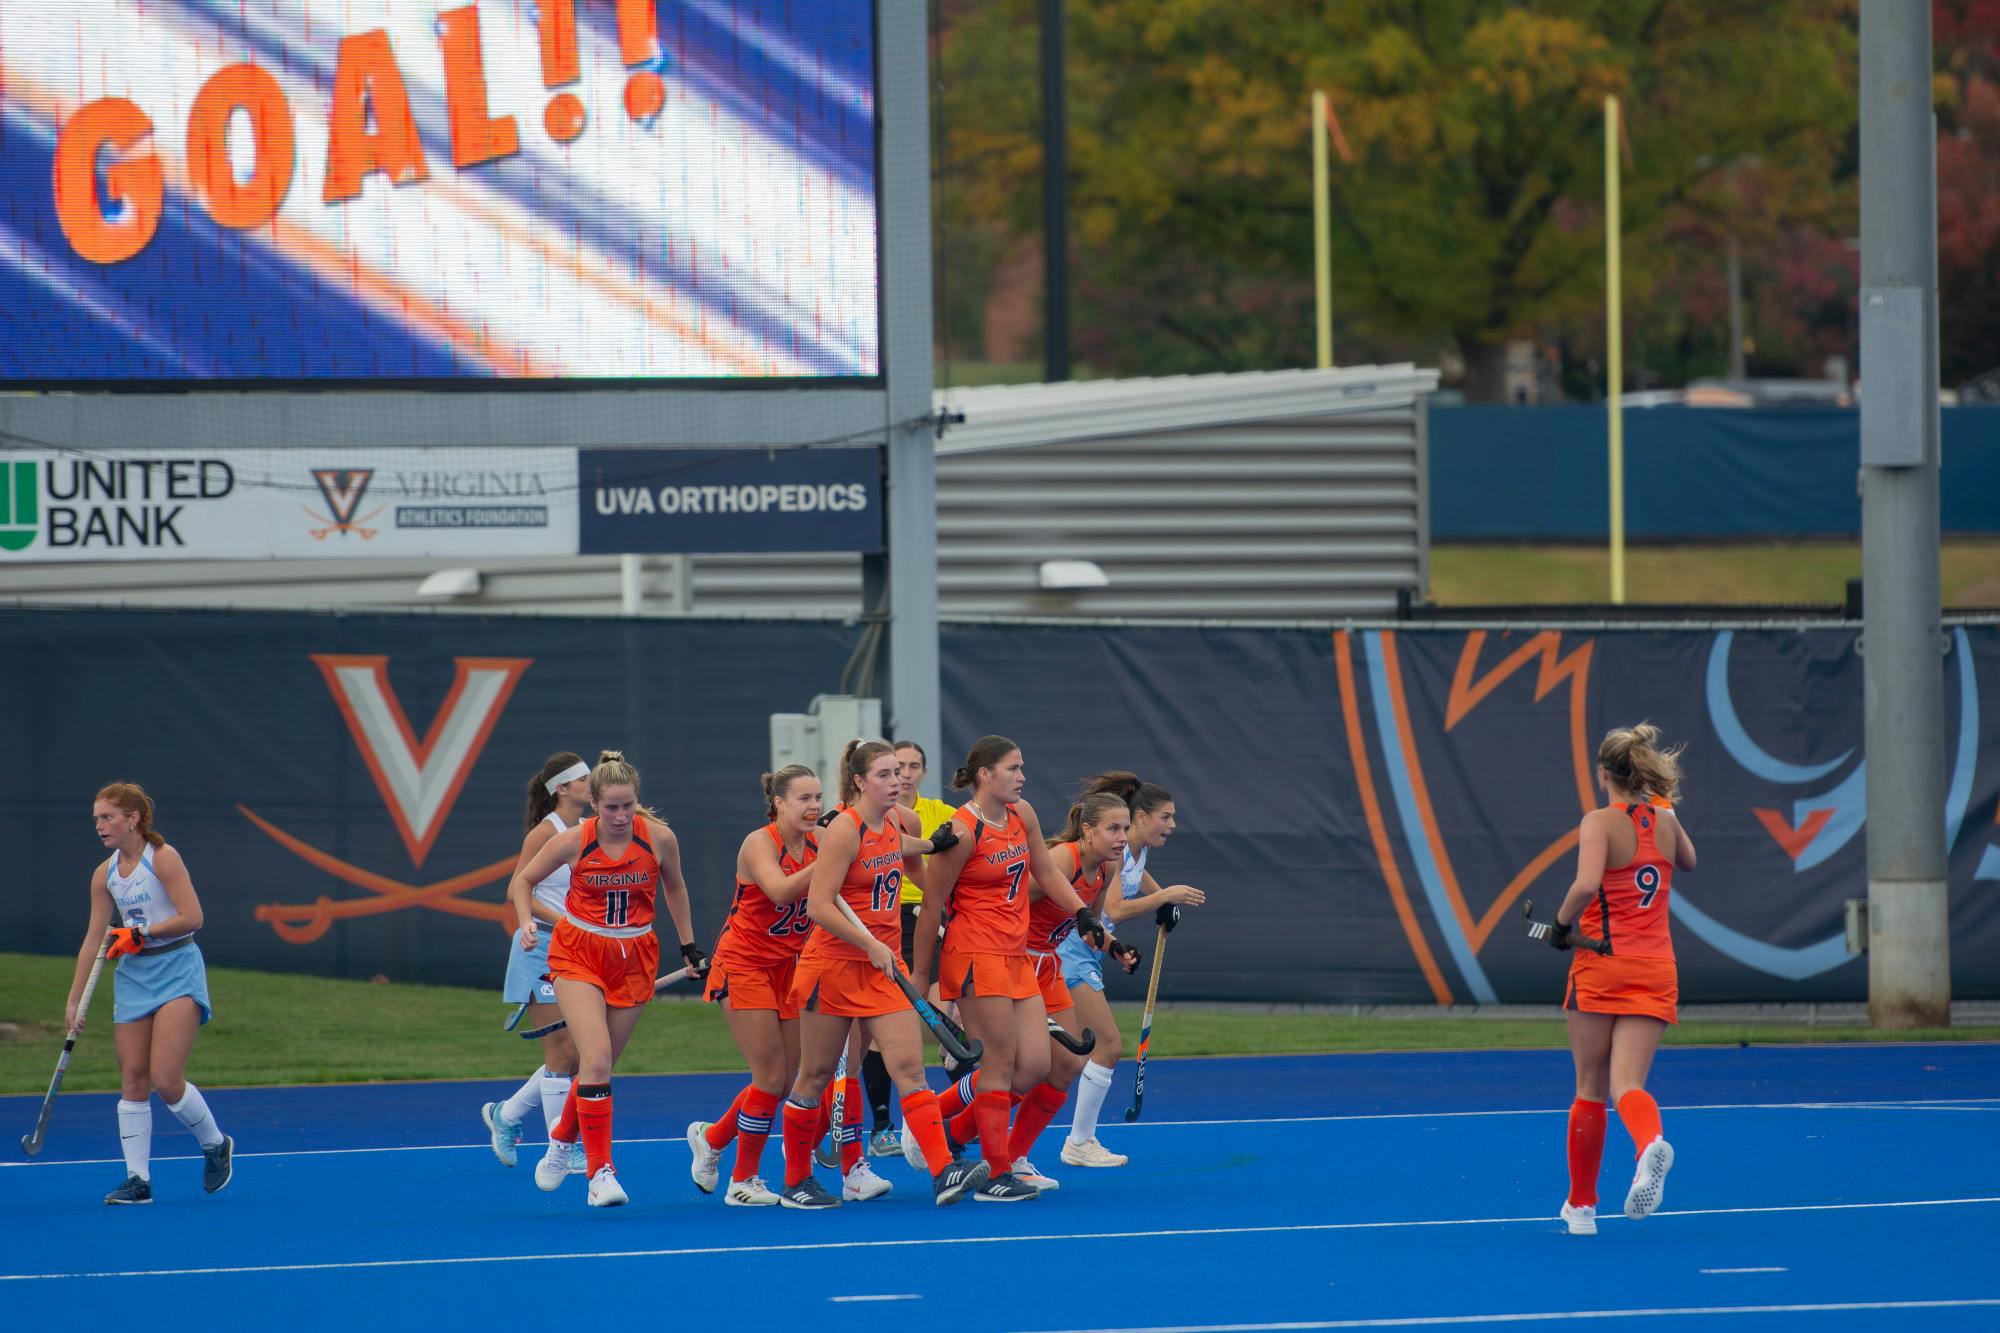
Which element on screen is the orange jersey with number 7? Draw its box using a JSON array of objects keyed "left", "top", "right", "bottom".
[
  {"left": 800, "top": 808, "right": 905, "bottom": 962},
  {"left": 942, "top": 804, "right": 1033, "bottom": 954}
]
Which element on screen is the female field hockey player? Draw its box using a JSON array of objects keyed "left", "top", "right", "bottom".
[
  {"left": 855, "top": 740, "right": 960, "bottom": 1158},
  {"left": 483, "top": 753, "right": 591, "bottom": 1180},
  {"left": 67, "top": 783, "right": 232, "bottom": 1204},
  {"left": 1546, "top": 724, "right": 1697, "bottom": 1236},
  {"left": 776, "top": 739, "right": 985, "bottom": 1210},
  {"left": 1055, "top": 772, "right": 1204, "bottom": 1168},
  {"left": 509, "top": 750, "right": 706, "bottom": 1207},
  {"left": 912, "top": 735, "right": 1111, "bottom": 1201},
  {"left": 684, "top": 765, "right": 822, "bottom": 1206}
]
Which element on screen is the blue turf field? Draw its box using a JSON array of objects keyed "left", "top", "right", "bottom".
[{"left": 5, "top": 1045, "right": 1998, "bottom": 1330}]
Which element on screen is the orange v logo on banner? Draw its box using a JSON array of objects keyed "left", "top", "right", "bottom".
[{"left": 243, "top": 654, "right": 533, "bottom": 943}]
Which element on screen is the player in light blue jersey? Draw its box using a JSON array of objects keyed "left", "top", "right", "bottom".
[
  {"left": 484, "top": 753, "right": 593, "bottom": 1187},
  {"left": 1053, "top": 772, "right": 1204, "bottom": 1168},
  {"left": 66, "top": 782, "right": 231, "bottom": 1205}
]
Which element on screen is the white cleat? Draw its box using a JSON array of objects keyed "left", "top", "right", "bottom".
[
  {"left": 901, "top": 1120, "right": 928, "bottom": 1173},
  {"left": 1624, "top": 1137, "right": 1674, "bottom": 1220},
  {"left": 686, "top": 1121, "right": 722, "bottom": 1194},
  {"left": 481, "top": 1102, "right": 524, "bottom": 1167},
  {"left": 587, "top": 1165, "right": 628, "bottom": 1208},
  {"left": 1560, "top": 1201, "right": 1598, "bottom": 1235},
  {"left": 1012, "top": 1158, "right": 1060, "bottom": 1191},
  {"left": 842, "top": 1159, "right": 894, "bottom": 1202},
  {"left": 535, "top": 1139, "right": 579, "bottom": 1191},
  {"left": 1059, "top": 1136, "right": 1127, "bottom": 1168},
  {"left": 725, "top": 1175, "right": 781, "bottom": 1207}
]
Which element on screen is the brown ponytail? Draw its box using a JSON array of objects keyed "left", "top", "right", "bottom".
[
  {"left": 525, "top": 751, "right": 587, "bottom": 831},
  {"left": 952, "top": 735, "right": 1020, "bottom": 791},
  {"left": 95, "top": 782, "right": 165, "bottom": 849},
  {"left": 1079, "top": 770, "right": 1173, "bottom": 817},
  {"left": 1598, "top": 723, "right": 1684, "bottom": 804},
  {"left": 1048, "top": 791, "right": 1129, "bottom": 847}
]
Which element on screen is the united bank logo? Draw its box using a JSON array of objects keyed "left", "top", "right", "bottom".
[
  {"left": 240, "top": 654, "right": 532, "bottom": 942},
  {"left": 306, "top": 468, "right": 383, "bottom": 539},
  {"left": 1, "top": 460, "right": 37, "bottom": 552}
]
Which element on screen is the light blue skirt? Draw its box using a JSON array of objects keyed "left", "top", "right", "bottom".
[
  {"left": 503, "top": 928, "right": 557, "bottom": 1005},
  {"left": 1057, "top": 931, "right": 1106, "bottom": 993},
  {"left": 113, "top": 942, "right": 212, "bottom": 1025}
]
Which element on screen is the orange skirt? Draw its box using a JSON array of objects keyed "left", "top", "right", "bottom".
[
  {"left": 1564, "top": 950, "right": 1678, "bottom": 1025},
  {"left": 939, "top": 946, "right": 1039, "bottom": 1003},
  {"left": 705, "top": 949, "right": 801, "bottom": 1020},
  {"left": 792, "top": 954, "right": 910, "bottom": 1019},
  {"left": 547, "top": 920, "right": 659, "bottom": 1009},
  {"left": 1030, "top": 950, "right": 1073, "bottom": 1014}
]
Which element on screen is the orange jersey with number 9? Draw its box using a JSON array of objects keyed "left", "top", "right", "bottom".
[
  {"left": 1581, "top": 803, "right": 1675, "bottom": 961},
  {"left": 942, "top": 804, "right": 1032, "bottom": 955},
  {"left": 800, "top": 808, "right": 904, "bottom": 963}
]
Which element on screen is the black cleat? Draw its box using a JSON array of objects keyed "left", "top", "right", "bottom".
[
  {"left": 973, "top": 1170, "right": 1041, "bottom": 1203},
  {"left": 104, "top": 1175, "right": 153, "bottom": 1205},
  {"left": 779, "top": 1176, "right": 842, "bottom": 1210},
  {"left": 203, "top": 1135, "right": 234, "bottom": 1194},
  {"left": 931, "top": 1156, "right": 989, "bottom": 1207}
]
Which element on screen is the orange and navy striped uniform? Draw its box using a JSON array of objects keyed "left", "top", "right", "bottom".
[
  {"left": 714, "top": 824, "right": 817, "bottom": 964},
  {"left": 942, "top": 803, "right": 1032, "bottom": 955},
  {"left": 1028, "top": 841, "right": 1105, "bottom": 952},
  {"left": 566, "top": 816, "right": 659, "bottom": 930},
  {"left": 799, "top": 808, "right": 904, "bottom": 962},
  {"left": 1580, "top": 803, "right": 1675, "bottom": 959}
]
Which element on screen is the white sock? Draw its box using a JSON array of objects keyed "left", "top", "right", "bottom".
[
  {"left": 501, "top": 1066, "right": 546, "bottom": 1125},
  {"left": 1068, "top": 1061, "right": 1114, "bottom": 1146},
  {"left": 539, "top": 1073, "right": 572, "bottom": 1133},
  {"left": 117, "top": 1099, "right": 152, "bottom": 1180},
  {"left": 166, "top": 1083, "right": 225, "bottom": 1150}
]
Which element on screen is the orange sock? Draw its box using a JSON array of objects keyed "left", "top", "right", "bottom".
[
  {"left": 1567, "top": 1098, "right": 1606, "bottom": 1207},
  {"left": 732, "top": 1087, "right": 781, "bottom": 1182},
  {"left": 901, "top": 1088, "right": 952, "bottom": 1176},
  {"left": 782, "top": 1098, "right": 820, "bottom": 1188},
  {"left": 938, "top": 1070, "right": 979, "bottom": 1122},
  {"left": 840, "top": 1087, "right": 866, "bottom": 1174},
  {"left": 1616, "top": 1089, "right": 1663, "bottom": 1159},
  {"left": 973, "top": 1088, "right": 1014, "bottom": 1176},
  {"left": 1007, "top": 1082, "right": 1068, "bottom": 1162},
  {"left": 575, "top": 1084, "right": 613, "bottom": 1177},
  {"left": 550, "top": 1084, "right": 579, "bottom": 1143},
  {"left": 705, "top": 1085, "right": 748, "bottom": 1151}
]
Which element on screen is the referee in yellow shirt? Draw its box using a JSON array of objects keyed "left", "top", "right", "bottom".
[{"left": 861, "top": 739, "right": 959, "bottom": 1156}]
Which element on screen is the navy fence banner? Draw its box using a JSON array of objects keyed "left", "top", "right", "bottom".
[
  {"left": 7, "top": 609, "right": 1999, "bottom": 1004},
  {"left": 578, "top": 448, "right": 882, "bottom": 554}
]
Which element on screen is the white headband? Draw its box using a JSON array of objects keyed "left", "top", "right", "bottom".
[{"left": 545, "top": 761, "right": 591, "bottom": 794}]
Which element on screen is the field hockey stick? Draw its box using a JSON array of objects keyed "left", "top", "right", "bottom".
[
  {"left": 1047, "top": 1017, "right": 1097, "bottom": 1057},
  {"left": 22, "top": 937, "right": 111, "bottom": 1156},
  {"left": 1123, "top": 921, "right": 1169, "bottom": 1122},
  {"left": 1521, "top": 900, "right": 1609, "bottom": 955},
  {"left": 834, "top": 899, "right": 983, "bottom": 1065},
  {"left": 508, "top": 965, "right": 697, "bottom": 1039},
  {"left": 816, "top": 1046, "right": 850, "bottom": 1169}
]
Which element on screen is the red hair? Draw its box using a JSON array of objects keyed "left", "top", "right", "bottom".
[{"left": 96, "top": 782, "right": 165, "bottom": 849}]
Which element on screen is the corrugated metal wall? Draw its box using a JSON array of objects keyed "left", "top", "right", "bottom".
[{"left": 0, "top": 369, "right": 1433, "bottom": 620}]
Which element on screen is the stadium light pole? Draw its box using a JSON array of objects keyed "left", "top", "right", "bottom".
[
  {"left": 1605, "top": 95, "right": 1625, "bottom": 605},
  {"left": 1042, "top": 0, "right": 1070, "bottom": 382},
  {"left": 1858, "top": 0, "right": 1949, "bottom": 1028}
]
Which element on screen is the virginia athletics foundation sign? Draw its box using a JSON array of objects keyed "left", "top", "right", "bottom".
[{"left": 578, "top": 448, "right": 882, "bottom": 554}]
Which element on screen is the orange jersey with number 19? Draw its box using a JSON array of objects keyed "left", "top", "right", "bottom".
[{"left": 800, "top": 808, "right": 904, "bottom": 963}]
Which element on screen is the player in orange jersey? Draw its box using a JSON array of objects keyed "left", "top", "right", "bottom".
[
  {"left": 508, "top": 750, "right": 706, "bottom": 1209},
  {"left": 684, "top": 765, "right": 822, "bottom": 1207},
  {"left": 778, "top": 739, "right": 987, "bottom": 1210},
  {"left": 1545, "top": 724, "right": 1698, "bottom": 1236},
  {"left": 912, "top": 735, "right": 1110, "bottom": 1202}
]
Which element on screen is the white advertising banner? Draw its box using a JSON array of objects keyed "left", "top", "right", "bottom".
[{"left": 0, "top": 448, "right": 577, "bottom": 560}]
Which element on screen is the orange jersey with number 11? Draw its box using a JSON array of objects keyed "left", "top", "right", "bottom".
[{"left": 566, "top": 816, "right": 659, "bottom": 930}]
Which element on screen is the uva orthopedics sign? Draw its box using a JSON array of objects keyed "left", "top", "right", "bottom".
[{"left": 578, "top": 448, "right": 883, "bottom": 554}]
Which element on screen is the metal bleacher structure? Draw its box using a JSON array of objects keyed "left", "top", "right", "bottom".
[{"left": 2, "top": 364, "right": 1439, "bottom": 621}]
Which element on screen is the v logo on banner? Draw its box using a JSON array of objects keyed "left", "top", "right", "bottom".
[{"left": 310, "top": 654, "right": 532, "bottom": 866}]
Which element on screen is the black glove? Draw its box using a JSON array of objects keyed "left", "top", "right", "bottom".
[
  {"left": 1074, "top": 907, "right": 1107, "bottom": 950},
  {"left": 1155, "top": 902, "right": 1182, "bottom": 933},
  {"left": 816, "top": 807, "right": 842, "bottom": 828},
  {"left": 1546, "top": 919, "right": 1575, "bottom": 953},
  {"left": 925, "top": 821, "right": 960, "bottom": 854},
  {"left": 681, "top": 941, "right": 711, "bottom": 975},
  {"left": 1110, "top": 939, "right": 1142, "bottom": 973}
]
